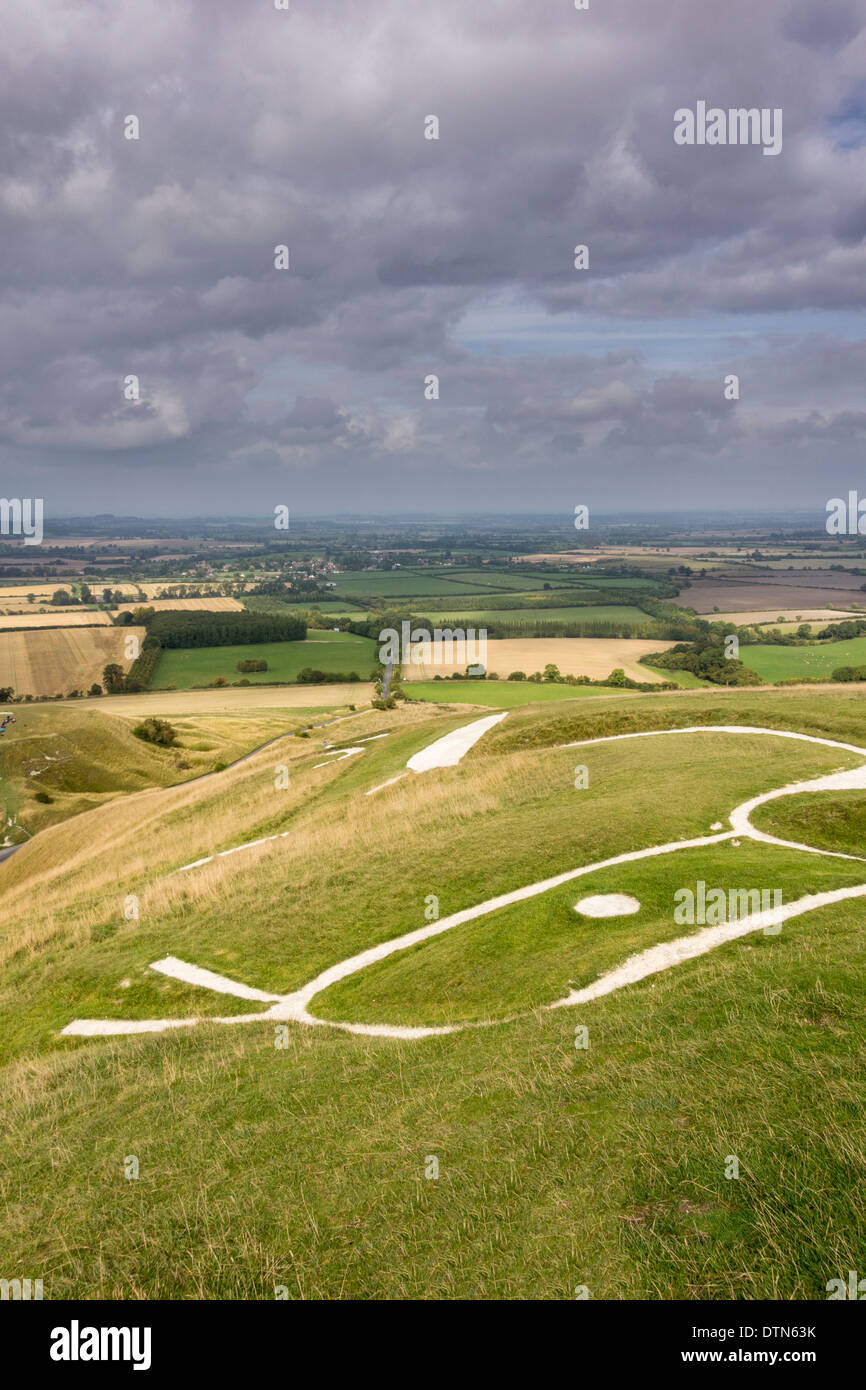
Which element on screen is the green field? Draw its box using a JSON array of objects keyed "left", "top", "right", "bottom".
[
  {"left": 3, "top": 688, "right": 866, "bottom": 1298},
  {"left": 740, "top": 636, "right": 866, "bottom": 681},
  {"left": 242, "top": 597, "right": 363, "bottom": 616},
  {"left": 436, "top": 569, "right": 580, "bottom": 590},
  {"left": 329, "top": 568, "right": 657, "bottom": 599},
  {"left": 415, "top": 603, "right": 652, "bottom": 626},
  {"left": 403, "top": 679, "right": 626, "bottom": 706},
  {"left": 154, "top": 630, "right": 377, "bottom": 688},
  {"left": 331, "top": 571, "right": 506, "bottom": 597}
]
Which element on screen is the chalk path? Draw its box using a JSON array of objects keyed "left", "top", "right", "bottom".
[{"left": 62, "top": 724, "right": 866, "bottom": 1040}]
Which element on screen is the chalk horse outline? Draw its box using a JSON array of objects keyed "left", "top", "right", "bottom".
[{"left": 61, "top": 726, "right": 866, "bottom": 1041}]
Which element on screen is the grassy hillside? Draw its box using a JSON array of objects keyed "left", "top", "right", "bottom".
[
  {"left": 1, "top": 688, "right": 865, "bottom": 1297},
  {"left": 0, "top": 705, "right": 313, "bottom": 838}
]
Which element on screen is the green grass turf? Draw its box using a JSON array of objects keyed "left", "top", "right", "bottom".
[
  {"left": 752, "top": 790, "right": 866, "bottom": 858},
  {"left": 313, "top": 841, "right": 866, "bottom": 1027},
  {"left": 153, "top": 631, "right": 377, "bottom": 688},
  {"left": 740, "top": 636, "right": 866, "bottom": 681},
  {"left": 403, "top": 680, "right": 626, "bottom": 706}
]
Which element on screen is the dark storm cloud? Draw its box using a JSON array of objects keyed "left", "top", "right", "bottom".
[{"left": 0, "top": 0, "right": 865, "bottom": 512}]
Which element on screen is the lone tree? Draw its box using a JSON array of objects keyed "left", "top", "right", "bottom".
[{"left": 102, "top": 663, "right": 125, "bottom": 694}]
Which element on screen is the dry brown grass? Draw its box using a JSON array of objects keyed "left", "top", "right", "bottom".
[{"left": 0, "top": 702, "right": 440, "bottom": 963}]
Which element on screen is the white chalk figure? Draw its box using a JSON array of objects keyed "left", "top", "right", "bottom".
[{"left": 62, "top": 725, "right": 866, "bottom": 1041}]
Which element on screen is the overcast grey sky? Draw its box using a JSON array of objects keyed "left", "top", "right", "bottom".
[{"left": 2, "top": 0, "right": 866, "bottom": 518}]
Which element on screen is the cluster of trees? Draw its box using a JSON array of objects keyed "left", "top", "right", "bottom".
[
  {"left": 817, "top": 618, "right": 866, "bottom": 641},
  {"left": 143, "top": 610, "right": 306, "bottom": 649},
  {"left": 46, "top": 583, "right": 138, "bottom": 606},
  {"left": 831, "top": 665, "right": 866, "bottom": 682},
  {"left": 237, "top": 658, "right": 268, "bottom": 672},
  {"left": 124, "top": 646, "right": 162, "bottom": 691},
  {"left": 645, "top": 633, "right": 762, "bottom": 686},
  {"left": 115, "top": 606, "right": 155, "bottom": 626},
  {"left": 296, "top": 668, "right": 363, "bottom": 683},
  {"left": 133, "top": 717, "right": 178, "bottom": 746}
]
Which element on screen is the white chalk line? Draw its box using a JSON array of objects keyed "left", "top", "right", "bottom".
[{"left": 62, "top": 724, "right": 866, "bottom": 1040}]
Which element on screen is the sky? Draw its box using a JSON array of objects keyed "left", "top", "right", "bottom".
[{"left": 2, "top": 0, "right": 866, "bottom": 520}]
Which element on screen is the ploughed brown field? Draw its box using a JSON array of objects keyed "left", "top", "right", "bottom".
[{"left": 681, "top": 574, "right": 866, "bottom": 614}]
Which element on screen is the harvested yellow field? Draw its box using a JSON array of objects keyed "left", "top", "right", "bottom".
[
  {"left": 0, "top": 584, "right": 76, "bottom": 600},
  {"left": 140, "top": 583, "right": 225, "bottom": 599},
  {"left": 405, "top": 637, "right": 674, "bottom": 682},
  {"left": 145, "top": 596, "right": 244, "bottom": 612},
  {"left": 0, "top": 626, "right": 145, "bottom": 697},
  {"left": 0, "top": 611, "right": 112, "bottom": 630},
  {"left": 70, "top": 682, "right": 375, "bottom": 717}
]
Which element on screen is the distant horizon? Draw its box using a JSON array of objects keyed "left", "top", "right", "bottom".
[{"left": 15, "top": 507, "right": 861, "bottom": 527}]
